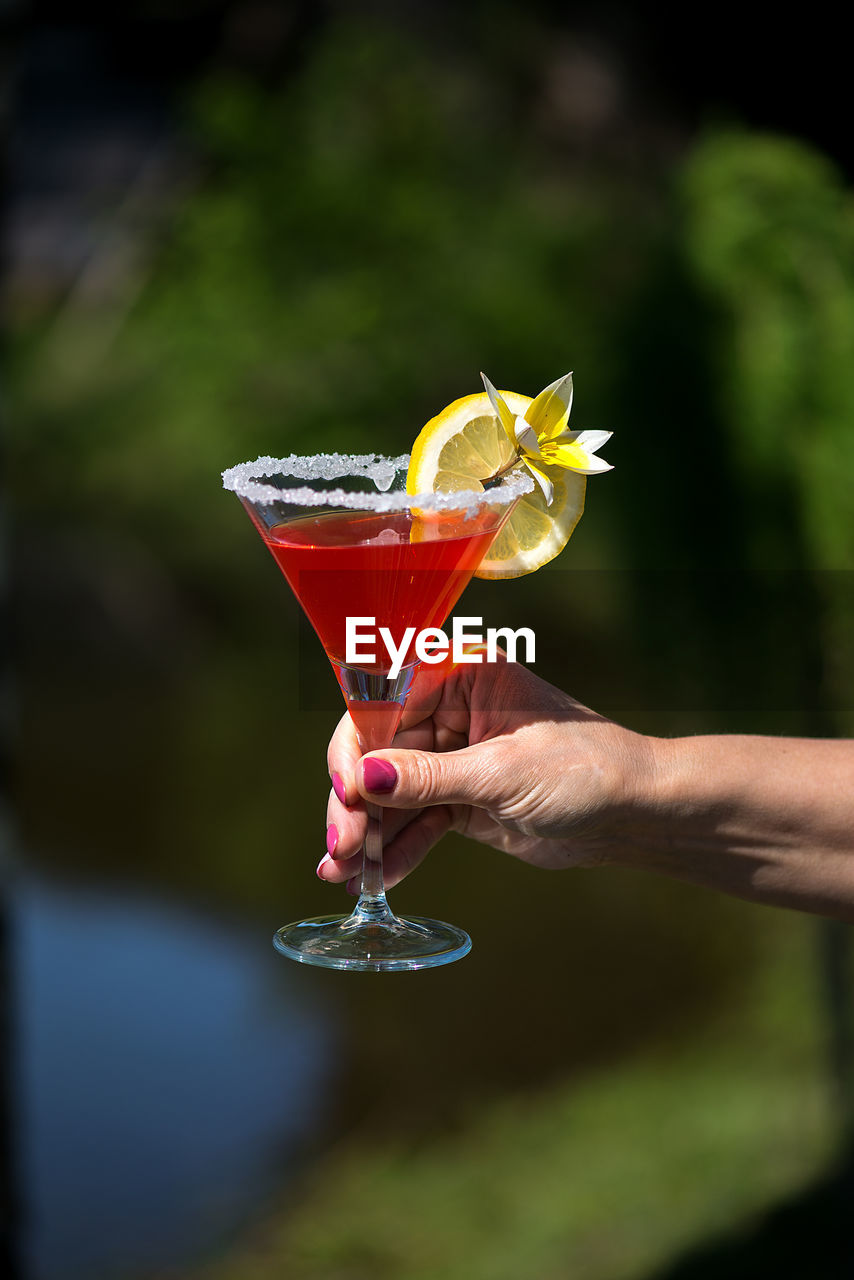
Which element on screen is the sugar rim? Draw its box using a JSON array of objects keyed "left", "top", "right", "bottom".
[{"left": 221, "top": 452, "right": 534, "bottom": 511}]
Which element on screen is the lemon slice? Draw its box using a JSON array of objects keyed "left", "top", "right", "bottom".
[{"left": 407, "top": 390, "right": 585, "bottom": 579}]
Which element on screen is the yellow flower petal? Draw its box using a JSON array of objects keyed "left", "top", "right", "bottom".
[
  {"left": 523, "top": 458, "right": 554, "bottom": 505},
  {"left": 526, "top": 372, "right": 573, "bottom": 442},
  {"left": 480, "top": 373, "right": 518, "bottom": 452},
  {"left": 543, "top": 440, "right": 613, "bottom": 474}
]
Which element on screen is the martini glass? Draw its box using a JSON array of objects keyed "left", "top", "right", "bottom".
[{"left": 222, "top": 452, "right": 532, "bottom": 971}]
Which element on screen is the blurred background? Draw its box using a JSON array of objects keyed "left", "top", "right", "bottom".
[{"left": 3, "top": 2, "right": 854, "bottom": 1278}]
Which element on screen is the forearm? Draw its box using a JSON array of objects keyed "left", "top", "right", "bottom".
[{"left": 620, "top": 734, "right": 854, "bottom": 919}]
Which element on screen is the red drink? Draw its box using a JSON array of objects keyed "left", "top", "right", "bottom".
[
  {"left": 264, "top": 508, "right": 499, "bottom": 670},
  {"left": 346, "top": 701, "right": 405, "bottom": 752}
]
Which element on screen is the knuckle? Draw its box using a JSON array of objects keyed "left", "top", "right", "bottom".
[
  {"left": 471, "top": 740, "right": 506, "bottom": 789},
  {"left": 408, "top": 751, "right": 442, "bottom": 803}
]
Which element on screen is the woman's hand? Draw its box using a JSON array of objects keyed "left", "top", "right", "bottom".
[{"left": 320, "top": 656, "right": 654, "bottom": 892}]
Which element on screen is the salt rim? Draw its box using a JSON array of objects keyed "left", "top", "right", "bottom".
[{"left": 221, "top": 452, "right": 535, "bottom": 512}]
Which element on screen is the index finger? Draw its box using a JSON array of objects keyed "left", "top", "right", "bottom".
[{"left": 326, "top": 709, "right": 362, "bottom": 804}]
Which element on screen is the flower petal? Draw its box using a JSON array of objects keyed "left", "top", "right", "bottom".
[
  {"left": 523, "top": 459, "right": 554, "bottom": 505},
  {"left": 480, "top": 373, "right": 518, "bottom": 451},
  {"left": 544, "top": 440, "right": 613, "bottom": 474},
  {"left": 572, "top": 429, "right": 612, "bottom": 454},
  {"left": 526, "top": 371, "right": 573, "bottom": 441},
  {"left": 514, "top": 416, "right": 541, "bottom": 457},
  {"left": 570, "top": 455, "right": 613, "bottom": 474}
]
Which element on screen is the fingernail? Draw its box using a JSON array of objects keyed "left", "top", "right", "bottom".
[
  {"left": 362, "top": 757, "right": 398, "bottom": 793},
  {"left": 326, "top": 824, "right": 338, "bottom": 856},
  {"left": 331, "top": 772, "right": 347, "bottom": 805},
  {"left": 316, "top": 854, "right": 333, "bottom": 881},
  {"left": 346, "top": 876, "right": 359, "bottom": 896}
]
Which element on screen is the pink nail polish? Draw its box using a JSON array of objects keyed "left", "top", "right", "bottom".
[
  {"left": 316, "top": 855, "right": 332, "bottom": 880},
  {"left": 332, "top": 772, "right": 347, "bottom": 805},
  {"left": 363, "top": 757, "right": 397, "bottom": 793},
  {"left": 326, "top": 824, "right": 338, "bottom": 856}
]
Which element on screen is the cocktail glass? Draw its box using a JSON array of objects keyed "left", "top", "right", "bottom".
[{"left": 222, "top": 452, "right": 532, "bottom": 971}]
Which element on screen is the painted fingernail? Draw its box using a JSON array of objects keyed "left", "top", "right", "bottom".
[
  {"left": 316, "top": 854, "right": 333, "bottom": 881},
  {"left": 362, "top": 757, "right": 398, "bottom": 793},
  {"left": 331, "top": 772, "right": 347, "bottom": 805},
  {"left": 326, "top": 824, "right": 338, "bottom": 857}
]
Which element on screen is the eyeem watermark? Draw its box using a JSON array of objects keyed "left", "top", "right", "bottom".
[{"left": 346, "top": 616, "right": 535, "bottom": 679}]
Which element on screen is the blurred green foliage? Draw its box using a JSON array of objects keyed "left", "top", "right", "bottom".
[
  {"left": 682, "top": 131, "right": 854, "bottom": 567},
  {"left": 11, "top": 23, "right": 854, "bottom": 599},
  {"left": 680, "top": 133, "right": 854, "bottom": 732},
  {"left": 9, "top": 18, "right": 652, "bottom": 579}
]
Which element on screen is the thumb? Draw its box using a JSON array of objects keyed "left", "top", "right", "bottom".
[{"left": 358, "top": 744, "right": 500, "bottom": 809}]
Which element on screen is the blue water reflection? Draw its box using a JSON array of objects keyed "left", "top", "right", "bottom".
[{"left": 13, "top": 875, "right": 336, "bottom": 1280}]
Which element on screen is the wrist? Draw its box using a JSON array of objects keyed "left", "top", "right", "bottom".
[
  {"left": 604, "top": 731, "right": 688, "bottom": 870},
  {"left": 577, "top": 724, "right": 664, "bottom": 868}
]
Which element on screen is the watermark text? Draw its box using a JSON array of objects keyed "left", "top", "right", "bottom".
[{"left": 346, "top": 616, "right": 535, "bottom": 678}]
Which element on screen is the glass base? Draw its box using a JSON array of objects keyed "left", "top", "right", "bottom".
[{"left": 273, "top": 911, "right": 472, "bottom": 972}]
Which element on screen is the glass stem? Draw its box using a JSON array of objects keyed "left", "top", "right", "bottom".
[
  {"left": 331, "top": 661, "right": 418, "bottom": 928},
  {"left": 353, "top": 799, "right": 393, "bottom": 923}
]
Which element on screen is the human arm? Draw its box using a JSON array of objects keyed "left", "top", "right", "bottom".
[
  {"left": 634, "top": 733, "right": 854, "bottom": 918},
  {"left": 321, "top": 657, "right": 854, "bottom": 921}
]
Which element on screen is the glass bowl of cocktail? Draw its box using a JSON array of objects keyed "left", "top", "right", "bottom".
[
  {"left": 222, "top": 373, "right": 611, "bottom": 971},
  {"left": 221, "top": 453, "right": 532, "bottom": 970}
]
